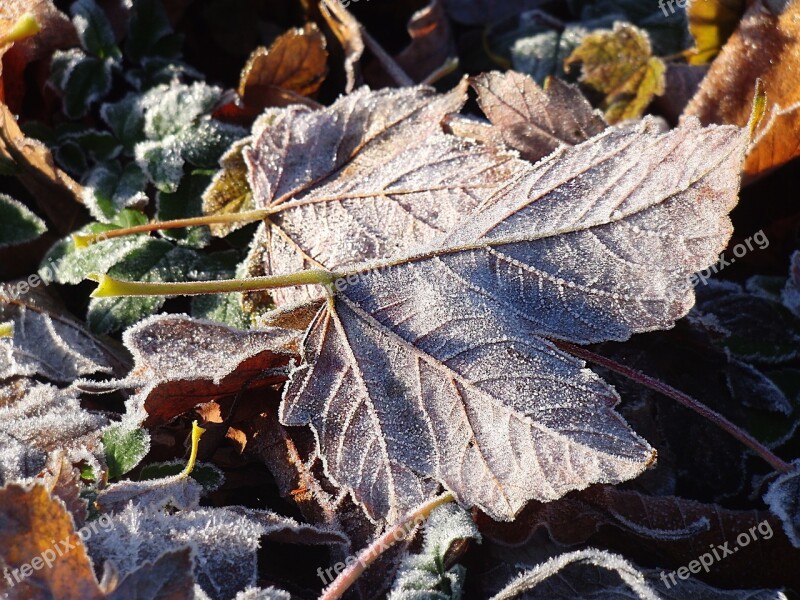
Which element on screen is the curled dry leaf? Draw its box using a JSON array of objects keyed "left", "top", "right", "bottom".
[
  {"left": 565, "top": 23, "right": 666, "bottom": 124},
  {"left": 279, "top": 115, "right": 745, "bottom": 523},
  {"left": 471, "top": 71, "right": 607, "bottom": 163},
  {"left": 319, "top": 0, "right": 364, "bottom": 93},
  {"left": 481, "top": 485, "right": 800, "bottom": 590},
  {"left": 117, "top": 314, "right": 299, "bottom": 427},
  {"left": 0, "top": 103, "right": 84, "bottom": 226},
  {"left": 394, "top": 0, "right": 456, "bottom": 84},
  {"left": 684, "top": 0, "right": 800, "bottom": 176},
  {"left": 237, "top": 23, "right": 327, "bottom": 112}
]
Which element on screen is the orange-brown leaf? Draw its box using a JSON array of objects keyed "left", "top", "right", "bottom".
[{"left": 0, "top": 483, "right": 103, "bottom": 599}]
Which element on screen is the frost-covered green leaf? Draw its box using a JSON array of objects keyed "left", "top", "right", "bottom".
[
  {"left": 125, "top": 0, "right": 179, "bottom": 65},
  {"left": 59, "top": 129, "right": 121, "bottom": 164},
  {"left": 389, "top": 504, "right": 480, "bottom": 600},
  {"left": 506, "top": 17, "right": 612, "bottom": 86},
  {"left": 46, "top": 221, "right": 151, "bottom": 285},
  {"left": 764, "top": 460, "right": 800, "bottom": 549},
  {"left": 0, "top": 194, "right": 46, "bottom": 247},
  {"left": 70, "top": 0, "right": 121, "bottom": 61},
  {"left": 141, "top": 82, "right": 222, "bottom": 139},
  {"left": 156, "top": 172, "right": 211, "bottom": 248},
  {"left": 140, "top": 460, "right": 224, "bottom": 491},
  {"left": 82, "top": 161, "right": 148, "bottom": 222},
  {"left": 102, "top": 424, "right": 151, "bottom": 480},
  {"left": 88, "top": 239, "right": 199, "bottom": 334},
  {"left": 50, "top": 49, "right": 115, "bottom": 119},
  {"left": 135, "top": 138, "right": 186, "bottom": 193},
  {"left": 134, "top": 82, "right": 246, "bottom": 192},
  {"left": 101, "top": 94, "right": 146, "bottom": 153}
]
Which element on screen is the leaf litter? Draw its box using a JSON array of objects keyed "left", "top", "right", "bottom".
[{"left": 2, "top": 0, "right": 800, "bottom": 598}]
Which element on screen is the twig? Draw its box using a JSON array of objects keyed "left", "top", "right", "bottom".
[
  {"left": 553, "top": 340, "right": 793, "bottom": 474},
  {"left": 320, "top": 492, "right": 455, "bottom": 600}
]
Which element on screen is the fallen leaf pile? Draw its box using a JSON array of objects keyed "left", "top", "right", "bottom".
[{"left": 0, "top": 0, "right": 799, "bottom": 598}]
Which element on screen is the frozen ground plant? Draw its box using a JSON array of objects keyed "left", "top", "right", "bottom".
[
  {"left": 2, "top": 0, "right": 800, "bottom": 597},
  {"left": 85, "top": 76, "right": 794, "bottom": 588}
]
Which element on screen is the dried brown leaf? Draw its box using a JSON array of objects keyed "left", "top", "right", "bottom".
[{"left": 471, "top": 71, "right": 607, "bottom": 163}]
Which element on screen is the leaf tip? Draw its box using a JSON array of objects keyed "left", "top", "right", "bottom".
[
  {"left": 748, "top": 78, "right": 768, "bottom": 139},
  {"left": 0, "top": 321, "right": 14, "bottom": 338}
]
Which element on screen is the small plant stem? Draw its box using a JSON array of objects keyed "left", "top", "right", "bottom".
[
  {"left": 88, "top": 268, "right": 335, "bottom": 298},
  {"left": 73, "top": 209, "right": 271, "bottom": 248},
  {"left": 0, "top": 13, "right": 40, "bottom": 46},
  {"left": 0, "top": 321, "right": 13, "bottom": 337},
  {"left": 554, "top": 340, "right": 793, "bottom": 474},
  {"left": 320, "top": 492, "right": 456, "bottom": 600},
  {"left": 179, "top": 421, "right": 206, "bottom": 479}
]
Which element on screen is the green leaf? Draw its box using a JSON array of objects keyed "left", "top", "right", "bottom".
[
  {"left": 88, "top": 240, "right": 198, "bottom": 333},
  {"left": 156, "top": 172, "right": 211, "bottom": 247},
  {"left": 45, "top": 223, "right": 151, "bottom": 284},
  {"left": 0, "top": 194, "right": 46, "bottom": 248},
  {"left": 50, "top": 49, "right": 114, "bottom": 119},
  {"left": 389, "top": 504, "right": 480, "bottom": 600},
  {"left": 102, "top": 424, "right": 150, "bottom": 480},
  {"left": 141, "top": 81, "right": 222, "bottom": 139},
  {"left": 53, "top": 138, "right": 88, "bottom": 175},
  {"left": 82, "top": 161, "right": 148, "bottom": 222},
  {"left": 125, "top": 0, "right": 177, "bottom": 64},
  {"left": 179, "top": 120, "right": 248, "bottom": 169},
  {"left": 139, "top": 460, "right": 225, "bottom": 491},
  {"left": 70, "top": 0, "right": 121, "bottom": 60},
  {"left": 100, "top": 94, "right": 146, "bottom": 153},
  {"left": 135, "top": 137, "right": 185, "bottom": 193},
  {"left": 60, "top": 129, "right": 122, "bottom": 164}
]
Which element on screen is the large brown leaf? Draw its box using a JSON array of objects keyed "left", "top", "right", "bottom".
[{"left": 280, "top": 116, "right": 747, "bottom": 522}]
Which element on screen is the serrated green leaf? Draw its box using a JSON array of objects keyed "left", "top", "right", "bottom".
[
  {"left": 100, "top": 94, "right": 146, "bottom": 153},
  {"left": 54, "top": 138, "right": 88, "bottom": 175},
  {"left": 389, "top": 504, "right": 480, "bottom": 600},
  {"left": 141, "top": 81, "right": 222, "bottom": 139},
  {"left": 139, "top": 460, "right": 224, "bottom": 491},
  {"left": 102, "top": 424, "right": 150, "bottom": 480},
  {"left": 82, "top": 161, "right": 149, "bottom": 222},
  {"left": 179, "top": 120, "right": 247, "bottom": 169},
  {"left": 0, "top": 194, "right": 46, "bottom": 248},
  {"left": 51, "top": 50, "right": 114, "bottom": 119},
  {"left": 60, "top": 129, "right": 122, "bottom": 164},
  {"left": 156, "top": 172, "right": 211, "bottom": 247},
  {"left": 45, "top": 222, "right": 151, "bottom": 284},
  {"left": 71, "top": 0, "right": 121, "bottom": 60},
  {"left": 88, "top": 240, "right": 198, "bottom": 333},
  {"left": 135, "top": 137, "right": 185, "bottom": 193}
]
